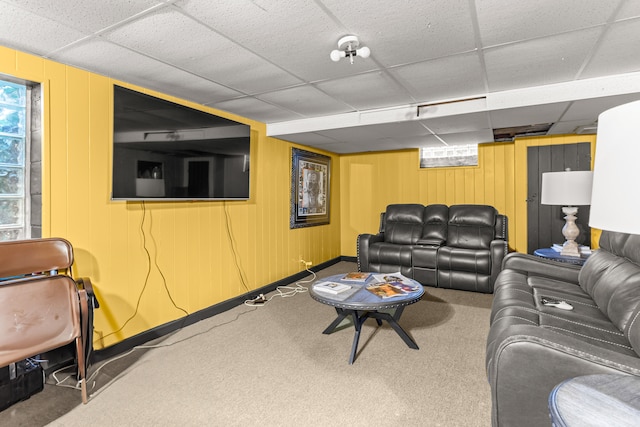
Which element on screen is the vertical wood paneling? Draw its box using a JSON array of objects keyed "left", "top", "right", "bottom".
[
  {"left": 340, "top": 144, "right": 517, "bottom": 256},
  {"left": 1, "top": 46, "right": 341, "bottom": 348}
]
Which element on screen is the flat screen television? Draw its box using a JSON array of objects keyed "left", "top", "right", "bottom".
[{"left": 111, "top": 85, "right": 251, "bottom": 201}]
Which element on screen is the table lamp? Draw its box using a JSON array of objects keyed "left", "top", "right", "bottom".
[
  {"left": 590, "top": 100, "right": 640, "bottom": 235},
  {"left": 541, "top": 169, "right": 593, "bottom": 257}
]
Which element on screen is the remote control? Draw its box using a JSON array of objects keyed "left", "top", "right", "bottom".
[{"left": 541, "top": 297, "right": 573, "bottom": 311}]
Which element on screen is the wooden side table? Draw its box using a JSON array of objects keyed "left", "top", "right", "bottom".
[{"left": 533, "top": 248, "right": 590, "bottom": 266}]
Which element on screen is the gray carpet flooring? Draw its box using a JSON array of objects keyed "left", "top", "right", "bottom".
[{"left": 0, "top": 261, "right": 493, "bottom": 426}]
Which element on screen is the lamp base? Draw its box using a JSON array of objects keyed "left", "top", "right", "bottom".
[
  {"left": 560, "top": 240, "right": 581, "bottom": 257},
  {"left": 560, "top": 206, "right": 581, "bottom": 257}
]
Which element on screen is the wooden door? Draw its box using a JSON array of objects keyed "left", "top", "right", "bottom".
[{"left": 527, "top": 143, "right": 592, "bottom": 254}]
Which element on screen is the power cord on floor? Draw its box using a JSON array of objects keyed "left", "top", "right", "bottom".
[{"left": 243, "top": 266, "right": 316, "bottom": 307}]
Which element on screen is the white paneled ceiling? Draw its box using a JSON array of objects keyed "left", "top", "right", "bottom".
[{"left": 2, "top": 0, "right": 640, "bottom": 153}]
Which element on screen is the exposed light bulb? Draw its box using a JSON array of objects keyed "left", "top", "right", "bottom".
[
  {"left": 357, "top": 46, "right": 370, "bottom": 58},
  {"left": 330, "top": 50, "right": 342, "bottom": 62},
  {"left": 330, "top": 35, "right": 371, "bottom": 64}
]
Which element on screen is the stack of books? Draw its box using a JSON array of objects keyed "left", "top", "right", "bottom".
[
  {"left": 551, "top": 243, "right": 592, "bottom": 256},
  {"left": 313, "top": 281, "right": 352, "bottom": 295}
]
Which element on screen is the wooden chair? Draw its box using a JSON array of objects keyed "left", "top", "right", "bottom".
[{"left": 0, "top": 238, "right": 96, "bottom": 404}]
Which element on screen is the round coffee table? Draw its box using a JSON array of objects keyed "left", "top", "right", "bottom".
[{"left": 309, "top": 273, "right": 424, "bottom": 364}]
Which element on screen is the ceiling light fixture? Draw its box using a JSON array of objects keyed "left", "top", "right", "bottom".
[{"left": 330, "top": 35, "right": 370, "bottom": 64}]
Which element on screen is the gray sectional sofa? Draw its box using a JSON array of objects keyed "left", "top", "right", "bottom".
[
  {"left": 486, "top": 230, "right": 640, "bottom": 426},
  {"left": 357, "top": 203, "right": 508, "bottom": 293}
]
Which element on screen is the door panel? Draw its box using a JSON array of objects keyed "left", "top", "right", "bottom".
[{"left": 527, "top": 143, "right": 591, "bottom": 254}]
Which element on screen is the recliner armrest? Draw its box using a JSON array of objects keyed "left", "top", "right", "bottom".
[
  {"left": 357, "top": 233, "right": 384, "bottom": 272},
  {"left": 501, "top": 252, "right": 581, "bottom": 284}
]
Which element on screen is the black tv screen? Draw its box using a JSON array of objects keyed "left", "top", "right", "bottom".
[{"left": 112, "top": 85, "right": 251, "bottom": 201}]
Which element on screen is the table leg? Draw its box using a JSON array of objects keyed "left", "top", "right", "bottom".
[
  {"left": 368, "top": 311, "right": 419, "bottom": 349},
  {"left": 322, "top": 308, "right": 349, "bottom": 334},
  {"left": 349, "top": 311, "right": 365, "bottom": 365},
  {"left": 321, "top": 307, "right": 418, "bottom": 364}
]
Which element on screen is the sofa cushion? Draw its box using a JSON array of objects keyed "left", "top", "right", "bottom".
[
  {"left": 446, "top": 205, "right": 497, "bottom": 249},
  {"left": 383, "top": 204, "right": 425, "bottom": 245},
  {"left": 579, "top": 232, "right": 640, "bottom": 335}
]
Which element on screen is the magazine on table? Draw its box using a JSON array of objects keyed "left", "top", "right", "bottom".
[
  {"left": 313, "top": 281, "right": 352, "bottom": 295},
  {"left": 372, "top": 272, "right": 420, "bottom": 291},
  {"left": 365, "top": 282, "right": 407, "bottom": 299},
  {"left": 341, "top": 272, "right": 372, "bottom": 282}
]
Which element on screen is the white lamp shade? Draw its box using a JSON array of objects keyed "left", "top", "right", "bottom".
[
  {"left": 589, "top": 100, "right": 640, "bottom": 234},
  {"left": 541, "top": 170, "right": 593, "bottom": 206}
]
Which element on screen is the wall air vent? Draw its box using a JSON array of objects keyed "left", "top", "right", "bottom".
[{"left": 492, "top": 123, "right": 553, "bottom": 142}]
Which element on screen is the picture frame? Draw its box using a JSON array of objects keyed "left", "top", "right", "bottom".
[{"left": 290, "top": 148, "right": 331, "bottom": 229}]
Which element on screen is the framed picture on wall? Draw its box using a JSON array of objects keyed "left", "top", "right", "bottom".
[{"left": 290, "top": 148, "right": 330, "bottom": 229}]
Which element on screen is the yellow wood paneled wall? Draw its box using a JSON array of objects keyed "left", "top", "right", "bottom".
[
  {"left": 1, "top": 46, "right": 341, "bottom": 348},
  {"left": 339, "top": 143, "right": 516, "bottom": 256},
  {"left": 339, "top": 135, "right": 598, "bottom": 257}
]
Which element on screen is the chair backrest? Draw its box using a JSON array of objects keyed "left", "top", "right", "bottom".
[
  {"left": 0, "top": 237, "right": 73, "bottom": 278},
  {"left": 383, "top": 204, "right": 425, "bottom": 244},
  {"left": 421, "top": 204, "right": 448, "bottom": 243},
  {"left": 0, "top": 237, "right": 88, "bottom": 403},
  {"left": 446, "top": 204, "right": 498, "bottom": 249}
]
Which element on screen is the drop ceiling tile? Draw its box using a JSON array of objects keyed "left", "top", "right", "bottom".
[
  {"left": 315, "top": 71, "right": 415, "bottom": 110},
  {"left": 561, "top": 93, "right": 640, "bottom": 121},
  {"left": 476, "top": 0, "right": 617, "bottom": 47},
  {"left": 420, "top": 129, "right": 495, "bottom": 147},
  {"left": 548, "top": 119, "right": 595, "bottom": 135},
  {"left": 484, "top": 29, "right": 602, "bottom": 92},
  {"left": 390, "top": 52, "right": 486, "bottom": 102},
  {"left": 175, "top": 0, "right": 355, "bottom": 82},
  {"left": 581, "top": 18, "right": 640, "bottom": 79},
  {"left": 211, "top": 97, "right": 299, "bottom": 123},
  {"left": 51, "top": 39, "right": 242, "bottom": 104},
  {"left": 616, "top": 1, "right": 640, "bottom": 20},
  {"left": 103, "top": 8, "right": 301, "bottom": 94},
  {"left": 257, "top": 86, "right": 353, "bottom": 117},
  {"left": 419, "top": 112, "right": 492, "bottom": 134},
  {"left": 0, "top": 2, "right": 86, "bottom": 55},
  {"left": 320, "top": 0, "right": 477, "bottom": 66},
  {"left": 1, "top": 0, "right": 163, "bottom": 33},
  {"left": 318, "top": 121, "right": 429, "bottom": 143},
  {"left": 489, "top": 103, "right": 569, "bottom": 128}
]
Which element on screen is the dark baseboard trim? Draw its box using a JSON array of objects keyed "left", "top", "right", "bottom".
[{"left": 94, "top": 255, "right": 350, "bottom": 361}]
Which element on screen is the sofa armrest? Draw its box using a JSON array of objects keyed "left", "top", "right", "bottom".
[
  {"left": 501, "top": 252, "right": 581, "bottom": 284},
  {"left": 357, "top": 233, "right": 384, "bottom": 272},
  {"left": 490, "top": 239, "right": 509, "bottom": 286},
  {"left": 487, "top": 324, "right": 640, "bottom": 426}
]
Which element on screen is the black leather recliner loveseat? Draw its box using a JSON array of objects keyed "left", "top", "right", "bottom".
[
  {"left": 357, "top": 203, "right": 508, "bottom": 293},
  {"left": 486, "top": 230, "right": 640, "bottom": 426}
]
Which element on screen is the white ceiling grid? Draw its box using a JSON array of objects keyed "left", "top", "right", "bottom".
[{"left": 1, "top": 0, "right": 639, "bottom": 153}]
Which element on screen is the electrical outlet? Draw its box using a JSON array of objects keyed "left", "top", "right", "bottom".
[{"left": 299, "top": 258, "right": 312, "bottom": 268}]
